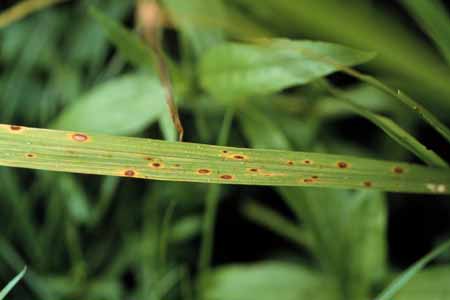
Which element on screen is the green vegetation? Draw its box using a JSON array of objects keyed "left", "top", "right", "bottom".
[{"left": 0, "top": 0, "right": 449, "bottom": 299}]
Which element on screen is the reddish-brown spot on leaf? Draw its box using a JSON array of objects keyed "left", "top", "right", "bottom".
[
  {"left": 124, "top": 170, "right": 136, "bottom": 177},
  {"left": 10, "top": 125, "right": 22, "bottom": 131},
  {"left": 233, "top": 154, "right": 247, "bottom": 160},
  {"left": 220, "top": 174, "right": 234, "bottom": 180},
  {"left": 363, "top": 181, "right": 372, "bottom": 187},
  {"left": 312, "top": 175, "right": 319, "bottom": 179},
  {"left": 25, "top": 153, "right": 36, "bottom": 158},
  {"left": 222, "top": 150, "right": 228, "bottom": 154},
  {"left": 287, "top": 160, "right": 294, "bottom": 166},
  {"left": 145, "top": 157, "right": 154, "bottom": 161},
  {"left": 197, "top": 169, "right": 212, "bottom": 175},
  {"left": 150, "top": 162, "right": 163, "bottom": 169},
  {"left": 71, "top": 133, "right": 89, "bottom": 142},
  {"left": 249, "top": 168, "right": 259, "bottom": 172},
  {"left": 337, "top": 161, "right": 349, "bottom": 169},
  {"left": 303, "top": 178, "right": 314, "bottom": 183},
  {"left": 303, "top": 160, "right": 312, "bottom": 165},
  {"left": 393, "top": 166, "right": 404, "bottom": 174}
]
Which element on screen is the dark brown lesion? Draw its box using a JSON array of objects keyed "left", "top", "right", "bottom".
[
  {"left": 197, "top": 168, "right": 212, "bottom": 175},
  {"left": 220, "top": 174, "right": 234, "bottom": 180}
]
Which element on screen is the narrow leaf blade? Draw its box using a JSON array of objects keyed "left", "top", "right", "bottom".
[{"left": 0, "top": 125, "right": 449, "bottom": 194}]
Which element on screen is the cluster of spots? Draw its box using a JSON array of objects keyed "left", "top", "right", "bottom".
[
  {"left": 25, "top": 153, "right": 37, "bottom": 159},
  {"left": 302, "top": 175, "right": 319, "bottom": 184},
  {"left": 71, "top": 133, "right": 89, "bottom": 142},
  {"left": 197, "top": 168, "right": 212, "bottom": 175},
  {"left": 123, "top": 169, "right": 136, "bottom": 177},
  {"left": 337, "top": 161, "right": 349, "bottom": 169},
  {"left": 220, "top": 150, "right": 248, "bottom": 161},
  {"left": 426, "top": 183, "right": 447, "bottom": 193},
  {"left": 220, "top": 174, "right": 234, "bottom": 180},
  {"left": 393, "top": 166, "right": 404, "bottom": 174}
]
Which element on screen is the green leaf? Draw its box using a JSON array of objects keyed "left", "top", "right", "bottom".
[
  {"left": 199, "top": 38, "right": 375, "bottom": 100},
  {"left": 88, "top": 5, "right": 154, "bottom": 72},
  {"left": 51, "top": 73, "right": 166, "bottom": 135},
  {"left": 162, "top": 0, "right": 227, "bottom": 56},
  {"left": 400, "top": 0, "right": 450, "bottom": 66},
  {"left": 393, "top": 266, "right": 450, "bottom": 300},
  {"left": 326, "top": 84, "right": 448, "bottom": 168},
  {"left": 203, "top": 262, "right": 339, "bottom": 300},
  {"left": 376, "top": 238, "right": 450, "bottom": 300},
  {"left": 0, "top": 124, "right": 449, "bottom": 194},
  {"left": 240, "top": 107, "right": 387, "bottom": 299},
  {"left": 0, "top": 266, "right": 26, "bottom": 300}
]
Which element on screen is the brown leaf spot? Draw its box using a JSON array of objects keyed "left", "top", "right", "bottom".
[
  {"left": 221, "top": 150, "right": 229, "bottom": 154},
  {"left": 248, "top": 168, "right": 259, "bottom": 172},
  {"left": 174, "top": 164, "right": 180, "bottom": 167},
  {"left": 232, "top": 154, "right": 247, "bottom": 160},
  {"left": 220, "top": 174, "right": 234, "bottom": 180},
  {"left": 71, "top": 133, "right": 89, "bottom": 142},
  {"left": 145, "top": 157, "right": 154, "bottom": 161},
  {"left": 10, "top": 125, "right": 23, "bottom": 131},
  {"left": 303, "top": 178, "right": 314, "bottom": 183},
  {"left": 287, "top": 160, "right": 294, "bottom": 166},
  {"left": 25, "top": 153, "right": 36, "bottom": 158},
  {"left": 312, "top": 175, "right": 319, "bottom": 179},
  {"left": 124, "top": 170, "right": 136, "bottom": 177},
  {"left": 337, "top": 161, "right": 349, "bottom": 169},
  {"left": 302, "top": 159, "right": 313, "bottom": 165},
  {"left": 363, "top": 181, "right": 372, "bottom": 187},
  {"left": 393, "top": 166, "right": 404, "bottom": 174},
  {"left": 150, "top": 162, "right": 163, "bottom": 169},
  {"left": 197, "top": 168, "right": 212, "bottom": 175}
]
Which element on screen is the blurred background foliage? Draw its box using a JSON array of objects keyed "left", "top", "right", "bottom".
[{"left": 0, "top": 0, "right": 450, "bottom": 299}]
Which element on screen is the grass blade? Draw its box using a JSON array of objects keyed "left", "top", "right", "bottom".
[
  {"left": 400, "top": 0, "right": 450, "bottom": 66},
  {"left": 0, "top": 0, "right": 64, "bottom": 29},
  {"left": 0, "top": 266, "right": 27, "bottom": 300},
  {"left": 325, "top": 83, "right": 448, "bottom": 168},
  {"left": 375, "top": 238, "right": 450, "bottom": 300},
  {"left": 0, "top": 124, "right": 449, "bottom": 194}
]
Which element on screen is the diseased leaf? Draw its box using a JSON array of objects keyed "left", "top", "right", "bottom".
[
  {"left": 51, "top": 73, "right": 166, "bottom": 135},
  {"left": 199, "top": 38, "right": 375, "bottom": 100},
  {"left": 0, "top": 125, "right": 449, "bottom": 195}
]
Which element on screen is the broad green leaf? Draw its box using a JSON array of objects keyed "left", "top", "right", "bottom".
[
  {"left": 162, "top": 0, "right": 227, "bottom": 56},
  {"left": 400, "top": 0, "right": 450, "bottom": 66},
  {"left": 394, "top": 266, "right": 450, "bottom": 300},
  {"left": 376, "top": 239, "right": 450, "bottom": 300},
  {"left": 231, "top": 0, "right": 450, "bottom": 112},
  {"left": 0, "top": 266, "right": 26, "bottom": 300},
  {"left": 52, "top": 73, "right": 166, "bottom": 135},
  {"left": 203, "top": 262, "right": 339, "bottom": 300},
  {"left": 199, "top": 38, "right": 375, "bottom": 100},
  {"left": 0, "top": 125, "right": 449, "bottom": 195}
]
